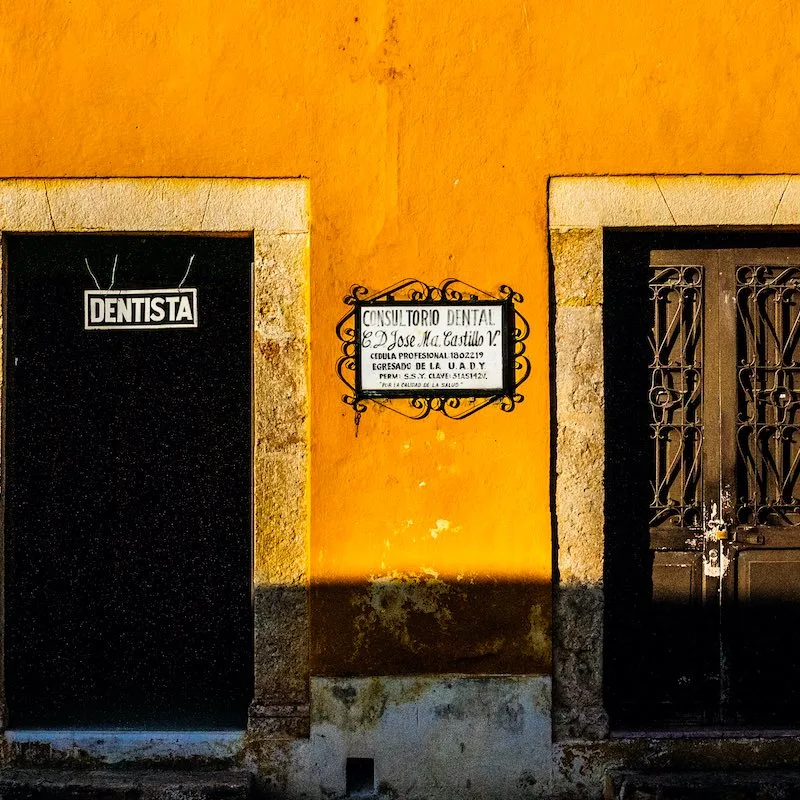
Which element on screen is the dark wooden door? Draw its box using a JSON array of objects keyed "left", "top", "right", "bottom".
[
  {"left": 4, "top": 234, "right": 253, "bottom": 729},
  {"left": 644, "top": 248, "right": 800, "bottom": 728}
]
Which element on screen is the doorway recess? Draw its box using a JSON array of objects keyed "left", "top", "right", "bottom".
[
  {"left": 0, "top": 178, "right": 310, "bottom": 754},
  {"left": 550, "top": 174, "right": 800, "bottom": 740}
]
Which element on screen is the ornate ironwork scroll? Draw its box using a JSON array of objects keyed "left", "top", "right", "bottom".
[
  {"left": 649, "top": 265, "right": 704, "bottom": 528},
  {"left": 336, "top": 278, "right": 530, "bottom": 422},
  {"left": 737, "top": 265, "right": 800, "bottom": 525}
]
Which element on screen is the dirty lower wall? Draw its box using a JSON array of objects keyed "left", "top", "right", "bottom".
[{"left": 2, "top": 0, "right": 799, "bottom": 673}]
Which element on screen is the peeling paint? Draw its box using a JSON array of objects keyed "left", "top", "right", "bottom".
[
  {"left": 313, "top": 577, "right": 551, "bottom": 676},
  {"left": 702, "top": 503, "right": 730, "bottom": 578},
  {"left": 350, "top": 570, "right": 455, "bottom": 653}
]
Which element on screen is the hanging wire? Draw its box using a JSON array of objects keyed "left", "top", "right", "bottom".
[
  {"left": 179, "top": 254, "right": 196, "bottom": 289},
  {"left": 84, "top": 258, "right": 101, "bottom": 290},
  {"left": 108, "top": 254, "right": 118, "bottom": 290},
  {"left": 86, "top": 252, "right": 193, "bottom": 290},
  {"left": 84, "top": 255, "right": 118, "bottom": 290}
]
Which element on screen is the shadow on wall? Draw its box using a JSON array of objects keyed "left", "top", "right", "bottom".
[
  {"left": 306, "top": 577, "right": 552, "bottom": 676},
  {"left": 251, "top": 579, "right": 555, "bottom": 799}
]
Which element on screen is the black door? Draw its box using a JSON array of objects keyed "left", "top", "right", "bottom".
[{"left": 4, "top": 234, "right": 253, "bottom": 729}]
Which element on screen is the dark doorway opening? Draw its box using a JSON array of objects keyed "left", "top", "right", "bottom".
[
  {"left": 605, "top": 229, "right": 800, "bottom": 732},
  {"left": 4, "top": 234, "right": 253, "bottom": 729}
]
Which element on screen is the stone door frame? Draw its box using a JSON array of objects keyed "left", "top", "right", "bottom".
[
  {"left": 0, "top": 178, "right": 310, "bottom": 741},
  {"left": 549, "top": 175, "right": 800, "bottom": 740}
]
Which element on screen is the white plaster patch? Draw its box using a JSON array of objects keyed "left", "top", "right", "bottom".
[{"left": 308, "top": 676, "right": 552, "bottom": 800}]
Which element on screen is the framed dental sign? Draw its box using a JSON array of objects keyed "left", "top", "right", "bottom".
[{"left": 336, "top": 279, "right": 529, "bottom": 422}]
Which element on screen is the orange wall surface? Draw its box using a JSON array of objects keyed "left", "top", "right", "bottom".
[{"left": 2, "top": 0, "right": 799, "bottom": 674}]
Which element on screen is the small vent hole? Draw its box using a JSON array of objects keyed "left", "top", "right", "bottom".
[{"left": 346, "top": 757, "right": 375, "bottom": 796}]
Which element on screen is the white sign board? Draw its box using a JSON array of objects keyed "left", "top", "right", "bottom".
[
  {"left": 358, "top": 303, "right": 506, "bottom": 393},
  {"left": 85, "top": 289, "right": 198, "bottom": 331}
]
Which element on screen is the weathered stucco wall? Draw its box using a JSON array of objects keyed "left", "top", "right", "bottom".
[
  {"left": 0, "top": 0, "right": 800, "bottom": 756},
  {"left": 4, "top": 0, "right": 800, "bottom": 674},
  {"left": 298, "top": 677, "right": 551, "bottom": 800},
  {"left": 3, "top": 3, "right": 800, "bottom": 796}
]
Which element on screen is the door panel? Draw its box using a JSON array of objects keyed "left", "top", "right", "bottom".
[
  {"left": 734, "top": 252, "right": 800, "bottom": 528},
  {"left": 737, "top": 550, "right": 800, "bottom": 604},
  {"left": 652, "top": 551, "right": 704, "bottom": 605},
  {"left": 734, "top": 549, "right": 800, "bottom": 724},
  {"left": 726, "top": 250, "right": 800, "bottom": 724},
  {"left": 649, "top": 551, "right": 711, "bottom": 723},
  {"left": 644, "top": 252, "right": 718, "bottom": 725}
]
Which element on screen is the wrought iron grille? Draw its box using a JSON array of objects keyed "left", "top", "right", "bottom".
[
  {"left": 649, "top": 265, "right": 704, "bottom": 528},
  {"left": 737, "top": 265, "right": 800, "bottom": 525}
]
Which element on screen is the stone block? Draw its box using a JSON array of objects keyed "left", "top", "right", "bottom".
[
  {"left": 253, "top": 584, "right": 310, "bottom": 706},
  {"left": 253, "top": 445, "right": 309, "bottom": 585},
  {"left": 657, "top": 174, "right": 789, "bottom": 225},
  {"left": 771, "top": 175, "right": 800, "bottom": 224},
  {"left": 551, "top": 227, "right": 603, "bottom": 307},
  {"left": 254, "top": 232, "right": 310, "bottom": 344},
  {"left": 45, "top": 179, "right": 211, "bottom": 231},
  {"left": 203, "top": 180, "right": 309, "bottom": 233},
  {"left": 554, "top": 306, "right": 604, "bottom": 416},
  {"left": 0, "top": 180, "right": 52, "bottom": 231},
  {"left": 549, "top": 176, "right": 673, "bottom": 228}
]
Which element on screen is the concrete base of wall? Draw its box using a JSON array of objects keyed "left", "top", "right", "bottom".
[
  {"left": 12, "top": 680, "right": 800, "bottom": 799},
  {"left": 251, "top": 676, "right": 553, "bottom": 800},
  {"left": 1, "top": 677, "right": 554, "bottom": 799},
  {"left": 309, "top": 676, "right": 552, "bottom": 799}
]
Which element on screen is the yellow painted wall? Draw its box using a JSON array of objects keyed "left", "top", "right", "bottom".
[{"left": 2, "top": 0, "right": 798, "bottom": 674}]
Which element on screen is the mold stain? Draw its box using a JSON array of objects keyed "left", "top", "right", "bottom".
[
  {"left": 524, "top": 604, "right": 550, "bottom": 664},
  {"left": 314, "top": 677, "right": 429, "bottom": 731},
  {"left": 351, "top": 569, "right": 455, "bottom": 653}
]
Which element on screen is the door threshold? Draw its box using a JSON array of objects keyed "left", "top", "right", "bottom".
[
  {"left": 6, "top": 730, "right": 245, "bottom": 762},
  {"left": 0, "top": 767, "right": 252, "bottom": 799},
  {"left": 612, "top": 727, "right": 800, "bottom": 739}
]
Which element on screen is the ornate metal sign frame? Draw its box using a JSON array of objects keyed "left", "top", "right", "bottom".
[{"left": 336, "top": 278, "right": 530, "bottom": 422}]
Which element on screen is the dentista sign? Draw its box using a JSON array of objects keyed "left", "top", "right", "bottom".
[
  {"left": 84, "top": 289, "right": 198, "bottom": 330},
  {"left": 357, "top": 302, "right": 507, "bottom": 393}
]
